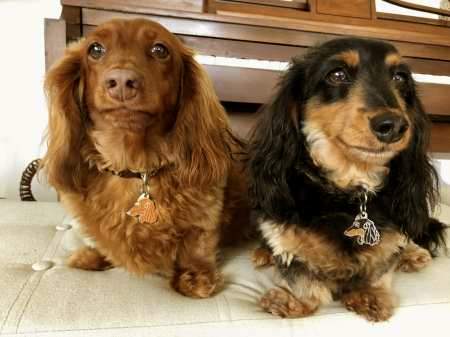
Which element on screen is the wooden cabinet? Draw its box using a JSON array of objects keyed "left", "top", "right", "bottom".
[{"left": 316, "top": 0, "right": 372, "bottom": 18}]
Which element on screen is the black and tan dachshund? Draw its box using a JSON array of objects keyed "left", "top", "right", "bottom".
[{"left": 248, "top": 38, "right": 447, "bottom": 322}]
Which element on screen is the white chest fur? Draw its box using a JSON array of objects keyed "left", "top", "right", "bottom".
[
  {"left": 260, "top": 220, "right": 295, "bottom": 266},
  {"left": 302, "top": 123, "right": 387, "bottom": 192}
]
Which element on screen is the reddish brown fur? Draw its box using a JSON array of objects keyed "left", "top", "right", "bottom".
[
  {"left": 397, "top": 242, "right": 432, "bottom": 272},
  {"left": 252, "top": 247, "right": 275, "bottom": 268},
  {"left": 260, "top": 288, "right": 320, "bottom": 318},
  {"left": 42, "top": 19, "right": 250, "bottom": 297},
  {"left": 341, "top": 285, "right": 395, "bottom": 322},
  {"left": 67, "top": 247, "right": 112, "bottom": 271}
]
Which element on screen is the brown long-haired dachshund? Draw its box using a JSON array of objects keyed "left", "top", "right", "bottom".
[
  {"left": 42, "top": 18, "right": 250, "bottom": 298},
  {"left": 248, "top": 38, "right": 447, "bottom": 321}
]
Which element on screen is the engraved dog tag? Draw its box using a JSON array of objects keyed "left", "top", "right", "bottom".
[
  {"left": 127, "top": 193, "right": 159, "bottom": 224},
  {"left": 344, "top": 213, "right": 380, "bottom": 246}
]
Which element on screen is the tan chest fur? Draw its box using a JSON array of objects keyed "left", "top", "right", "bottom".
[{"left": 260, "top": 220, "right": 407, "bottom": 282}]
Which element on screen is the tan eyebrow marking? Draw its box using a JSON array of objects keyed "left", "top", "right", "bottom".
[
  {"left": 334, "top": 50, "right": 360, "bottom": 67},
  {"left": 385, "top": 53, "right": 402, "bottom": 66}
]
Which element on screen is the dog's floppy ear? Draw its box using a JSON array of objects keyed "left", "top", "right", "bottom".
[
  {"left": 248, "top": 62, "right": 306, "bottom": 221},
  {"left": 173, "top": 50, "right": 232, "bottom": 186},
  {"left": 386, "top": 85, "right": 445, "bottom": 250},
  {"left": 41, "top": 41, "right": 86, "bottom": 193}
]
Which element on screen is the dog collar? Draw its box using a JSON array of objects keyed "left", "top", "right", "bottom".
[
  {"left": 104, "top": 161, "right": 174, "bottom": 179},
  {"left": 104, "top": 165, "right": 171, "bottom": 226},
  {"left": 106, "top": 169, "right": 141, "bottom": 179}
]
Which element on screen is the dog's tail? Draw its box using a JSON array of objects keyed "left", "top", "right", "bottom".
[{"left": 415, "top": 218, "right": 448, "bottom": 257}]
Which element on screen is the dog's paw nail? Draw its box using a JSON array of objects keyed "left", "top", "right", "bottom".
[{"left": 172, "top": 269, "right": 220, "bottom": 298}]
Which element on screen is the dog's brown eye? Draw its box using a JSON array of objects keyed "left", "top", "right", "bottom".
[
  {"left": 392, "top": 72, "right": 407, "bottom": 82},
  {"left": 326, "top": 69, "right": 350, "bottom": 85},
  {"left": 88, "top": 42, "right": 106, "bottom": 60},
  {"left": 151, "top": 43, "right": 169, "bottom": 59}
]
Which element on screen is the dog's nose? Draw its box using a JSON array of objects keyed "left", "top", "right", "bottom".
[
  {"left": 104, "top": 69, "right": 142, "bottom": 102},
  {"left": 369, "top": 113, "right": 409, "bottom": 144}
]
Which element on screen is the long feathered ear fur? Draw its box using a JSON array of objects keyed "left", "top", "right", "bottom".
[
  {"left": 172, "top": 50, "right": 234, "bottom": 187},
  {"left": 41, "top": 41, "right": 86, "bottom": 193},
  {"left": 248, "top": 62, "right": 306, "bottom": 222},
  {"left": 386, "top": 86, "right": 447, "bottom": 252}
]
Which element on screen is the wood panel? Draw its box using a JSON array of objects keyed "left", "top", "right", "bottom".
[
  {"left": 316, "top": 0, "right": 372, "bottom": 19},
  {"left": 382, "top": 0, "right": 450, "bottom": 18},
  {"left": 404, "top": 58, "right": 450, "bottom": 77},
  {"left": 205, "top": 65, "right": 450, "bottom": 117},
  {"left": 215, "top": 0, "right": 311, "bottom": 19},
  {"left": 44, "top": 19, "right": 67, "bottom": 70},
  {"left": 82, "top": 9, "right": 338, "bottom": 47},
  {"left": 204, "top": 0, "right": 216, "bottom": 13},
  {"left": 63, "top": 1, "right": 450, "bottom": 48},
  {"left": 178, "top": 35, "right": 305, "bottom": 61},
  {"left": 81, "top": 8, "right": 450, "bottom": 61},
  {"left": 62, "top": 6, "right": 81, "bottom": 24},
  {"left": 61, "top": 6, "right": 82, "bottom": 42},
  {"left": 64, "top": 0, "right": 204, "bottom": 13},
  {"left": 210, "top": 0, "right": 450, "bottom": 45},
  {"left": 378, "top": 12, "right": 450, "bottom": 27},
  {"left": 226, "top": 0, "right": 308, "bottom": 10},
  {"left": 430, "top": 123, "right": 450, "bottom": 154},
  {"left": 229, "top": 111, "right": 258, "bottom": 139},
  {"left": 84, "top": 25, "right": 304, "bottom": 61},
  {"left": 389, "top": 41, "right": 450, "bottom": 63},
  {"left": 205, "top": 65, "right": 280, "bottom": 103},
  {"left": 80, "top": 25, "right": 450, "bottom": 78},
  {"left": 181, "top": 36, "right": 450, "bottom": 77},
  {"left": 418, "top": 83, "right": 450, "bottom": 117}
]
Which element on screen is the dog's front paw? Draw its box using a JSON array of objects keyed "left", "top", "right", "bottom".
[
  {"left": 397, "top": 244, "right": 432, "bottom": 273},
  {"left": 171, "top": 268, "right": 222, "bottom": 298},
  {"left": 252, "top": 247, "right": 275, "bottom": 268},
  {"left": 67, "top": 247, "right": 112, "bottom": 271},
  {"left": 342, "top": 288, "right": 393, "bottom": 322},
  {"left": 260, "top": 288, "right": 318, "bottom": 318}
]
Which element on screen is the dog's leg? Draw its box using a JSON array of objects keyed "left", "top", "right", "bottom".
[
  {"left": 252, "top": 246, "right": 275, "bottom": 268},
  {"left": 341, "top": 286, "right": 394, "bottom": 322},
  {"left": 260, "top": 287, "right": 321, "bottom": 318},
  {"left": 396, "top": 241, "right": 432, "bottom": 272},
  {"left": 171, "top": 228, "right": 222, "bottom": 298},
  {"left": 341, "top": 269, "right": 395, "bottom": 322},
  {"left": 261, "top": 271, "right": 332, "bottom": 318},
  {"left": 67, "top": 247, "right": 112, "bottom": 271}
]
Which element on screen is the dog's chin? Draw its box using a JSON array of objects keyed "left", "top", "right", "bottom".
[
  {"left": 92, "top": 108, "right": 156, "bottom": 133},
  {"left": 336, "top": 137, "right": 396, "bottom": 164},
  {"left": 110, "top": 119, "right": 150, "bottom": 133}
]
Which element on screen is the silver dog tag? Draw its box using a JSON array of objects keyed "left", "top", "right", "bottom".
[
  {"left": 345, "top": 212, "right": 380, "bottom": 246},
  {"left": 344, "top": 190, "right": 380, "bottom": 246}
]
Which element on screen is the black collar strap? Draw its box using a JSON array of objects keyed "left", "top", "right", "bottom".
[
  {"left": 106, "top": 169, "right": 141, "bottom": 179},
  {"left": 104, "top": 163, "right": 173, "bottom": 180}
]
